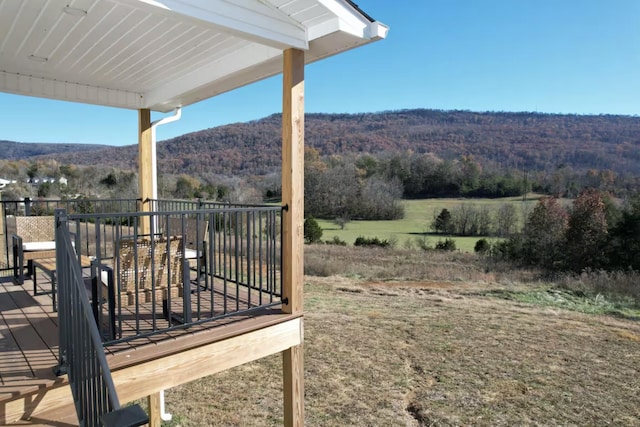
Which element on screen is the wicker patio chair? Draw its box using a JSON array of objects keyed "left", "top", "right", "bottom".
[
  {"left": 11, "top": 215, "right": 56, "bottom": 285},
  {"left": 96, "top": 236, "right": 190, "bottom": 338},
  {"left": 114, "top": 236, "right": 185, "bottom": 304},
  {"left": 163, "top": 217, "right": 208, "bottom": 288}
]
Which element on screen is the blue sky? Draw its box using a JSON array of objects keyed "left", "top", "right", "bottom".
[{"left": 0, "top": 0, "right": 638, "bottom": 146}]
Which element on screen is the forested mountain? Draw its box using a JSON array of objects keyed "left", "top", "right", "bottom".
[
  {"left": 0, "top": 140, "right": 110, "bottom": 159},
  {"left": 22, "top": 109, "right": 640, "bottom": 177}
]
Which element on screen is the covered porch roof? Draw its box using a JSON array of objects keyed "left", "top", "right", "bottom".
[
  {"left": 0, "top": 2, "right": 387, "bottom": 424},
  {"left": 0, "top": 0, "right": 388, "bottom": 112}
]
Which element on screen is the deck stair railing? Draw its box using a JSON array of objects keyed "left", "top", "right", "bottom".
[{"left": 54, "top": 209, "right": 148, "bottom": 427}]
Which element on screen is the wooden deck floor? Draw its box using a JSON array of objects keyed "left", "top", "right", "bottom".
[
  {"left": 0, "top": 268, "right": 294, "bottom": 426},
  {"left": 0, "top": 277, "right": 60, "bottom": 397}
]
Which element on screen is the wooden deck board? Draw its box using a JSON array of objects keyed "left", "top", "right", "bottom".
[
  {"left": 0, "top": 280, "right": 62, "bottom": 415},
  {"left": 0, "top": 272, "right": 289, "bottom": 425},
  {"left": 6, "top": 286, "right": 59, "bottom": 349},
  {"left": 0, "top": 282, "right": 58, "bottom": 381},
  {"left": 0, "top": 314, "right": 33, "bottom": 388}
]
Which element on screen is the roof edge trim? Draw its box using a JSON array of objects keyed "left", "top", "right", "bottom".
[{"left": 343, "top": 0, "right": 375, "bottom": 22}]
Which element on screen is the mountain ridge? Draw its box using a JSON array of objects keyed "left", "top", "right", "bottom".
[
  {"left": 4, "top": 109, "right": 640, "bottom": 176},
  {"left": 0, "top": 140, "right": 111, "bottom": 159}
]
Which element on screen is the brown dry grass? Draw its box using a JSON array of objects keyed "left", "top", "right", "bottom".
[
  {"left": 303, "top": 245, "right": 539, "bottom": 284},
  {"left": 156, "top": 247, "right": 640, "bottom": 426}
]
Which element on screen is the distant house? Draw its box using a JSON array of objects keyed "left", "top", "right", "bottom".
[
  {"left": 28, "top": 176, "right": 67, "bottom": 185},
  {"left": 0, "top": 178, "right": 17, "bottom": 189}
]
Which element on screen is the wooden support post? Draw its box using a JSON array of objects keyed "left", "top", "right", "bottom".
[
  {"left": 283, "top": 342, "right": 304, "bottom": 427},
  {"left": 147, "top": 392, "right": 161, "bottom": 427},
  {"left": 138, "top": 109, "right": 152, "bottom": 235},
  {"left": 0, "top": 194, "right": 5, "bottom": 272},
  {"left": 281, "top": 47, "right": 305, "bottom": 427}
]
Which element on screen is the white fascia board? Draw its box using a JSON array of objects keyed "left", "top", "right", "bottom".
[
  {"left": 307, "top": 16, "right": 388, "bottom": 44},
  {"left": 309, "top": 1, "right": 388, "bottom": 42},
  {"left": 366, "top": 21, "right": 389, "bottom": 40},
  {"left": 0, "top": 70, "right": 144, "bottom": 109},
  {"left": 131, "top": 0, "right": 308, "bottom": 50},
  {"left": 142, "top": 42, "right": 282, "bottom": 109}
]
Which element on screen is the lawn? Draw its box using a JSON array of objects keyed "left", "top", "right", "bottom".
[
  {"left": 316, "top": 195, "right": 544, "bottom": 252},
  {"left": 158, "top": 247, "right": 640, "bottom": 426}
]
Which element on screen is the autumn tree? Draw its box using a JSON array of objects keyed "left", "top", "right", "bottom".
[
  {"left": 459, "top": 155, "right": 481, "bottom": 193},
  {"left": 174, "top": 174, "right": 200, "bottom": 199},
  {"left": 565, "top": 189, "right": 609, "bottom": 271},
  {"left": 607, "top": 195, "right": 640, "bottom": 270},
  {"left": 27, "top": 162, "right": 38, "bottom": 180},
  {"left": 521, "top": 197, "right": 568, "bottom": 267},
  {"left": 303, "top": 147, "right": 328, "bottom": 217},
  {"left": 354, "top": 154, "right": 379, "bottom": 178}
]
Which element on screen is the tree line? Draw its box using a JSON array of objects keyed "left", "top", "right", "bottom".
[
  {"left": 4, "top": 151, "right": 640, "bottom": 240},
  {"left": 304, "top": 148, "right": 404, "bottom": 221},
  {"left": 0, "top": 159, "right": 262, "bottom": 205},
  {"left": 376, "top": 151, "right": 634, "bottom": 199},
  {"left": 494, "top": 189, "right": 640, "bottom": 273},
  {"left": 301, "top": 149, "right": 631, "bottom": 222},
  {"left": 430, "top": 203, "right": 519, "bottom": 237}
]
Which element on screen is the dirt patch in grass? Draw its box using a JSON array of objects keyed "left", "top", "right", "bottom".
[{"left": 161, "top": 277, "right": 640, "bottom": 426}]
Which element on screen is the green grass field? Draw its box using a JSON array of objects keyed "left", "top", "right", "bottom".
[{"left": 316, "top": 195, "right": 546, "bottom": 252}]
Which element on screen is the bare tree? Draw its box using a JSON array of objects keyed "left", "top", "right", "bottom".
[
  {"left": 496, "top": 203, "right": 517, "bottom": 236},
  {"left": 477, "top": 205, "right": 493, "bottom": 236},
  {"left": 452, "top": 203, "right": 476, "bottom": 236}
]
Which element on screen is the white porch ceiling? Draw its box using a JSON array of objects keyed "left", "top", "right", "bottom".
[{"left": 0, "top": 0, "right": 387, "bottom": 112}]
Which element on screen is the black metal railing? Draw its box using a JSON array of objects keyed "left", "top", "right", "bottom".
[
  {"left": 63, "top": 204, "right": 283, "bottom": 346},
  {"left": 1, "top": 198, "right": 139, "bottom": 274},
  {"left": 2, "top": 197, "right": 140, "bottom": 217},
  {"left": 151, "top": 198, "right": 275, "bottom": 212},
  {"left": 55, "top": 209, "right": 148, "bottom": 427}
]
